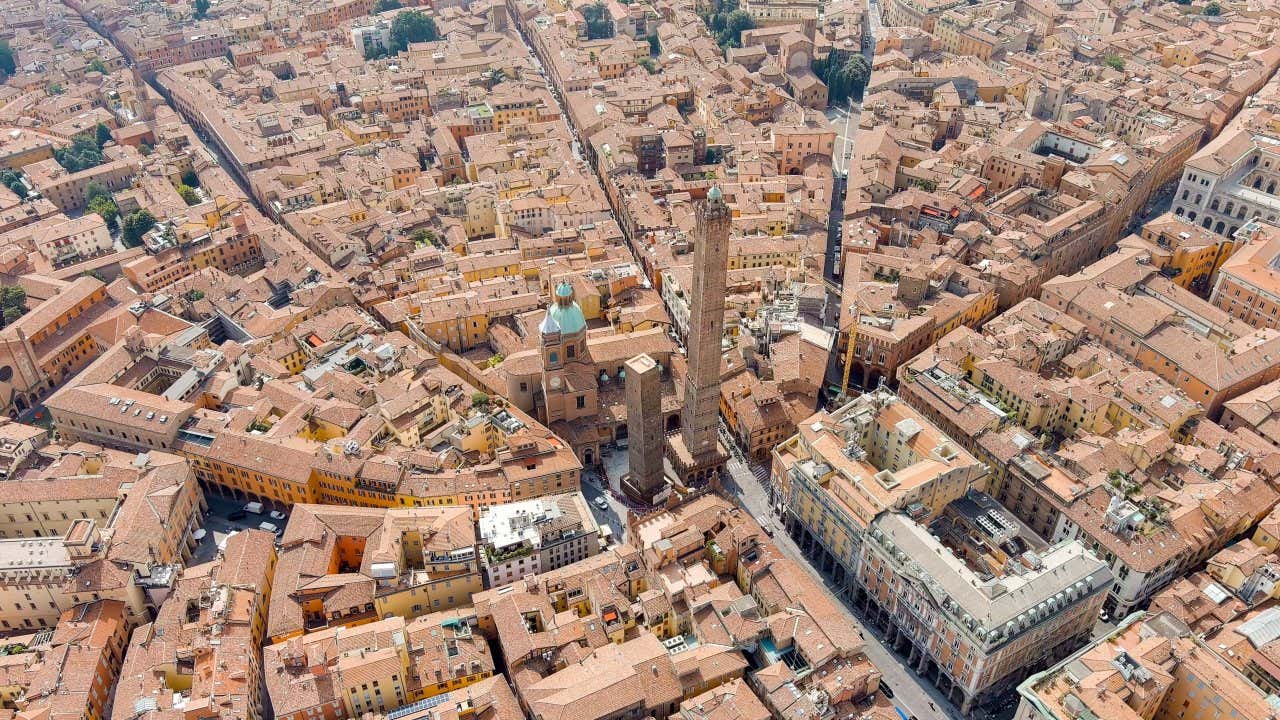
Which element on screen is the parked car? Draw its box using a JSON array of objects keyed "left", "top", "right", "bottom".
[
  {"left": 269, "top": 510, "right": 287, "bottom": 521},
  {"left": 593, "top": 496, "right": 609, "bottom": 510},
  {"left": 227, "top": 510, "right": 247, "bottom": 521},
  {"left": 258, "top": 521, "right": 280, "bottom": 535},
  {"left": 244, "top": 502, "right": 264, "bottom": 515}
]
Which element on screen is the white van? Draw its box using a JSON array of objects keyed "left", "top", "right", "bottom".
[
  {"left": 258, "top": 521, "right": 280, "bottom": 535},
  {"left": 244, "top": 502, "right": 264, "bottom": 515}
]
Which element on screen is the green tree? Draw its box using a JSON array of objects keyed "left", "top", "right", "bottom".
[
  {"left": 0, "top": 285, "right": 25, "bottom": 327},
  {"left": 1103, "top": 54, "right": 1125, "bottom": 71},
  {"left": 581, "top": 2, "right": 614, "bottom": 39},
  {"left": 176, "top": 183, "right": 200, "bottom": 205},
  {"left": 95, "top": 122, "right": 113, "bottom": 148},
  {"left": 193, "top": 0, "right": 210, "bottom": 19},
  {"left": 841, "top": 54, "right": 871, "bottom": 97},
  {"left": 816, "top": 53, "right": 870, "bottom": 104},
  {"left": 390, "top": 10, "right": 440, "bottom": 52},
  {"left": 85, "top": 182, "right": 110, "bottom": 205},
  {"left": 716, "top": 9, "right": 755, "bottom": 49},
  {"left": 121, "top": 210, "right": 156, "bottom": 247},
  {"left": 0, "top": 40, "right": 13, "bottom": 76},
  {"left": 87, "top": 194, "right": 119, "bottom": 229},
  {"left": 0, "top": 169, "right": 26, "bottom": 199},
  {"left": 53, "top": 133, "right": 104, "bottom": 172},
  {"left": 410, "top": 228, "right": 438, "bottom": 246},
  {"left": 47, "top": 82, "right": 63, "bottom": 95},
  {"left": 138, "top": 142, "right": 153, "bottom": 156},
  {"left": 180, "top": 168, "right": 200, "bottom": 187},
  {"left": 88, "top": 58, "right": 107, "bottom": 74},
  {"left": 471, "top": 391, "right": 490, "bottom": 407},
  {"left": 638, "top": 57, "right": 657, "bottom": 74},
  {"left": 374, "top": 0, "right": 401, "bottom": 11},
  {"left": 1204, "top": 1, "right": 1222, "bottom": 13},
  {"left": 646, "top": 32, "right": 660, "bottom": 56}
]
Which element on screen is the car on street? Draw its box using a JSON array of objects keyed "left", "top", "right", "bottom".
[
  {"left": 258, "top": 521, "right": 281, "bottom": 535},
  {"left": 269, "top": 510, "right": 287, "bottom": 520},
  {"left": 881, "top": 684, "right": 895, "bottom": 699},
  {"left": 593, "top": 496, "right": 609, "bottom": 510}
]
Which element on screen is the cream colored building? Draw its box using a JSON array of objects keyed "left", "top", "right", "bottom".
[
  {"left": 27, "top": 213, "right": 113, "bottom": 266},
  {"left": 265, "top": 611, "right": 495, "bottom": 720},
  {"left": 858, "top": 504, "right": 1110, "bottom": 714},
  {"left": 1016, "top": 612, "right": 1280, "bottom": 720},
  {"left": 268, "top": 504, "right": 482, "bottom": 643},
  {"left": 773, "top": 387, "right": 989, "bottom": 594},
  {"left": 0, "top": 446, "right": 204, "bottom": 631}
]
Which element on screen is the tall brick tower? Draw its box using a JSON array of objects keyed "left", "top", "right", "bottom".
[
  {"left": 668, "top": 186, "right": 730, "bottom": 486},
  {"left": 621, "top": 353, "right": 665, "bottom": 504}
]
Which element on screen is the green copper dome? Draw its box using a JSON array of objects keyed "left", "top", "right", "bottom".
[{"left": 541, "top": 281, "right": 586, "bottom": 336}]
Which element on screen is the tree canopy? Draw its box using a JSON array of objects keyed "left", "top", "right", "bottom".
[
  {"left": 0, "top": 41, "right": 14, "bottom": 76},
  {"left": 374, "top": 0, "right": 401, "bottom": 11},
  {"left": 121, "top": 210, "right": 156, "bottom": 247},
  {"left": 53, "top": 133, "right": 105, "bottom": 173},
  {"left": 177, "top": 184, "right": 200, "bottom": 206},
  {"left": 0, "top": 286, "right": 26, "bottom": 327},
  {"left": 86, "top": 183, "right": 119, "bottom": 228},
  {"left": 815, "top": 54, "right": 870, "bottom": 104},
  {"left": 581, "top": 2, "right": 615, "bottom": 40},
  {"left": 0, "top": 169, "right": 26, "bottom": 199},
  {"left": 87, "top": 195, "right": 118, "bottom": 228},
  {"left": 193, "top": 0, "right": 210, "bottom": 19},
  {"left": 1204, "top": 1, "right": 1222, "bottom": 14},
  {"left": 390, "top": 10, "right": 440, "bottom": 52},
  {"left": 95, "top": 121, "right": 113, "bottom": 148},
  {"left": 702, "top": 0, "right": 755, "bottom": 50}
]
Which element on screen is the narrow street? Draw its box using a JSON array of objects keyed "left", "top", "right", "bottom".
[
  {"left": 718, "top": 456, "right": 963, "bottom": 720},
  {"left": 708, "top": 9, "right": 969, "bottom": 717}
]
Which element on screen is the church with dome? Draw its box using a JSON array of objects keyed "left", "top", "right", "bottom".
[
  {"left": 539, "top": 281, "right": 596, "bottom": 428},
  {"left": 484, "top": 279, "right": 682, "bottom": 469}
]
